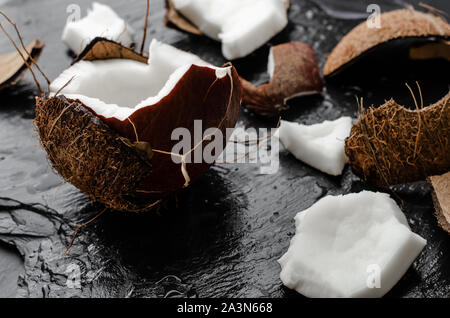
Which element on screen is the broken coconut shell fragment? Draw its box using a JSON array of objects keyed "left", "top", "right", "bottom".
[
  {"left": 62, "top": 2, "right": 135, "bottom": 56},
  {"left": 36, "top": 40, "right": 241, "bottom": 212},
  {"left": 240, "top": 42, "right": 323, "bottom": 115},
  {"left": 429, "top": 171, "right": 450, "bottom": 234},
  {"left": 0, "top": 40, "right": 44, "bottom": 91},
  {"left": 323, "top": 9, "right": 450, "bottom": 77},
  {"left": 345, "top": 91, "right": 450, "bottom": 188}
]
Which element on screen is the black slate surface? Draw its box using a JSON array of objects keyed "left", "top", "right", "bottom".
[{"left": 0, "top": 0, "right": 449, "bottom": 298}]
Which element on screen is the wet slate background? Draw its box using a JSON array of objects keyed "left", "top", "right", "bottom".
[{"left": 0, "top": 0, "right": 449, "bottom": 298}]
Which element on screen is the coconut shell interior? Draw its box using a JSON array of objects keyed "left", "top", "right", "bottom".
[
  {"left": 240, "top": 41, "right": 323, "bottom": 115},
  {"left": 164, "top": 0, "right": 290, "bottom": 36},
  {"left": 0, "top": 39, "right": 44, "bottom": 90},
  {"left": 429, "top": 172, "right": 450, "bottom": 234},
  {"left": 324, "top": 9, "right": 450, "bottom": 77},
  {"left": 345, "top": 91, "right": 450, "bottom": 187}
]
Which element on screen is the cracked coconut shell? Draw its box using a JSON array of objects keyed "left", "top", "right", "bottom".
[
  {"left": 324, "top": 9, "right": 450, "bottom": 77},
  {"left": 36, "top": 40, "right": 241, "bottom": 212},
  {"left": 429, "top": 171, "right": 450, "bottom": 234},
  {"left": 240, "top": 41, "right": 323, "bottom": 115},
  {"left": 0, "top": 40, "right": 44, "bottom": 91},
  {"left": 345, "top": 91, "right": 450, "bottom": 187}
]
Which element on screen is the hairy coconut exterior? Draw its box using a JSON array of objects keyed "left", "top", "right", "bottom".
[
  {"left": 35, "top": 96, "right": 157, "bottom": 212},
  {"left": 240, "top": 41, "right": 323, "bottom": 115},
  {"left": 429, "top": 172, "right": 450, "bottom": 234},
  {"left": 75, "top": 40, "right": 241, "bottom": 196},
  {"left": 164, "top": 0, "right": 290, "bottom": 36},
  {"left": 0, "top": 40, "right": 44, "bottom": 90},
  {"left": 345, "top": 91, "right": 450, "bottom": 187},
  {"left": 324, "top": 9, "right": 450, "bottom": 77}
]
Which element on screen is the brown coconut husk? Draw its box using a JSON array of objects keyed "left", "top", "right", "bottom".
[
  {"left": 164, "top": 0, "right": 202, "bottom": 35},
  {"left": 345, "top": 90, "right": 450, "bottom": 187},
  {"left": 35, "top": 95, "right": 157, "bottom": 212},
  {"left": 428, "top": 171, "right": 450, "bottom": 234},
  {"left": 323, "top": 9, "right": 450, "bottom": 77},
  {"left": 0, "top": 40, "right": 44, "bottom": 91},
  {"left": 164, "top": 0, "right": 290, "bottom": 36},
  {"left": 240, "top": 41, "right": 323, "bottom": 115},
  {"left": 36, "top": 39, "right": 241, "bottom": 210}
]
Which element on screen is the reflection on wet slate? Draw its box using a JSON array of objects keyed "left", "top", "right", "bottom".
[{"left": 0, "top": 0, "right": 448, "bottom": 298}]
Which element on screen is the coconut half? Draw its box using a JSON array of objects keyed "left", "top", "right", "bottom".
[
  {"left": 323, "top": 9, "right": 450, "bottom": 77},
  {"left": 37, "top": 39, "right": 241, "bottom": 211},
  {"left": 240, "top": 41, "right": 323, "bottom": 115},
  {"left": 429, "top": 172, "right": 450, "bottom": 234},
  {"left": 165, "top": 0, "right": 289, "bottom": 60},
  {"left": 62, "top": 2, "right": 135, "bottom": 55},
  {"left": 345, "top": 91, "right": 450, "bottom": 187},
  {"left": 0, "top": 40, "right": 44, "bottom": 91}
]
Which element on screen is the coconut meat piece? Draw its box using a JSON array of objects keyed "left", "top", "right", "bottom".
[
  {"left": 274, "top": 117, "right": 352, "bottom": 176},
  {"left": 62, "top": 2, "right": 135, "bottom": 55},
  {"left": 50, "top": 39, "right": 230, "bottom": 121},
  {"left": 278, "top": 191, "right": 427, "bottom": 298},
  {"left": 171, "top": 0, "right": 288, "bottom": 59}
]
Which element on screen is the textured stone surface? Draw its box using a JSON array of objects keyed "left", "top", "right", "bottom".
[{"left": 0, "top": 0, "right": 448, "bottom": 298}]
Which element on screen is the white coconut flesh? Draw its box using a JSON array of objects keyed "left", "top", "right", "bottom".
[
  {"left": 62, "top": 2, "right": 135, "bottom": 55},
  {"left": 274, "top": 117, "right": 353, "bottom": 176},
  {"left": 50, "top": 39, "right": 231, "bottom": 121},
  {"left": 171, "top": 0, "right": 288, "bottom": 60},
  {"left": 278, "top": 191, "right": 427, "bottom": 298}
]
